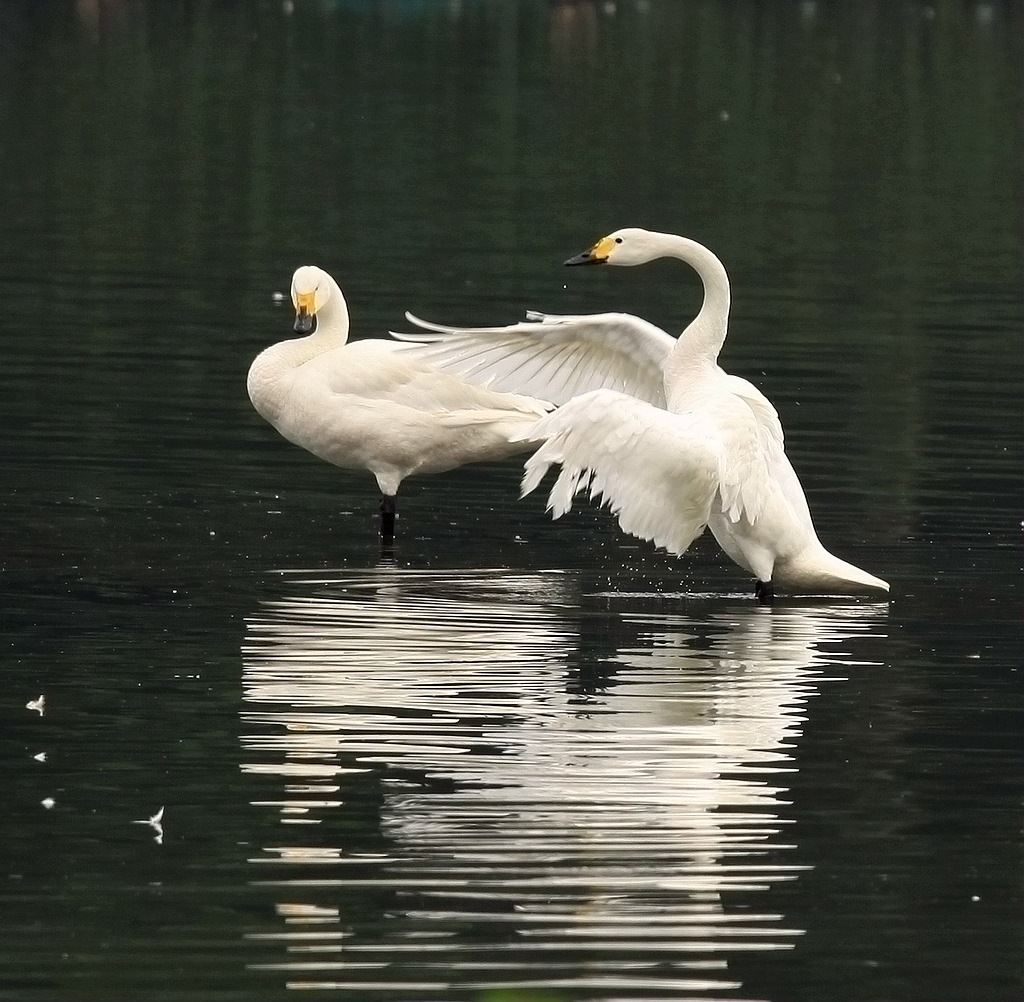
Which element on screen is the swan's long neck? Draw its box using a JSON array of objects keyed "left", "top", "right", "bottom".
[
  {"left": 270, "top": 277, "right": 351, "bottom": 364},
  {"left": 292, "top": 276, "right": 352, "bottom": 362},
  {"left": 650, "top": 233, "right": 731, "bottom": 403},
  {"left": 247, "top": 276, "right": 351, "bottom": 420},
  {"left": 308, "top": 273, "right": 351, "bottom": 349}
]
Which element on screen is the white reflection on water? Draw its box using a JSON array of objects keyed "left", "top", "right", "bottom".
[{"left": 240, "top": 566, "right": 887, "bottom": 999}]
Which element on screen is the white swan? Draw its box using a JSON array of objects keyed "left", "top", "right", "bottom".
[
  {"left": 246, "top": 265, "right": 551, "bottom": 540},
  {"left": 396, "top": 229, "right": 889, "bottom": 601}
]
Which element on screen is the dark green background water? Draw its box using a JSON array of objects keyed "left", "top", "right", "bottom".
[{"left": 1, "top": 2, "right": 1021, "bottom": 1000}]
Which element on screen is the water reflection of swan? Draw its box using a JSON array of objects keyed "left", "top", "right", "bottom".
[{"left": 240, "top": 567, "right": 887, "bottom": 996}]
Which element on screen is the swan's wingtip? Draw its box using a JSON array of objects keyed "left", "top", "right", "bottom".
[{"left": 403, "top": 310, "right": 440, "bottom": 330}]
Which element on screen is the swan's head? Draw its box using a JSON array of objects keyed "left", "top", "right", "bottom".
[
  {"left": 290, "top": 265, "right": 335, "bottom": 334},
  {"left": 564, "top": 228, "right": 662, "bottom": 268}
]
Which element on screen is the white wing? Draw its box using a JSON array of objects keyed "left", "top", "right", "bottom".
[
  {"left": 519, "top": 388, "right": 721, "bottom": 556},
  {"left": 722, "top": 373, "right": 814, "bottom": 532},
  {"left": 307, "top": 338, "right": 549, "bottom": 418},
  {"left": 722, "top": 372, "right": 784, "bottom": 448},
  {"left": 392, "top": 310, "right": 674, "bottom": 408}
]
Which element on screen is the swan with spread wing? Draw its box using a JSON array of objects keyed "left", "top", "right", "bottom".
[{"left": 394, "top": 229, "right": 889, "bottom": 601}]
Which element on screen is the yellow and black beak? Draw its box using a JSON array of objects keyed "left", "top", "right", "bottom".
[
  {"left": 293, "top": 290, "right": 317, "bottom": 333},
  {"left": 564, "top": 234, "right": 615, "bottom": 266}
]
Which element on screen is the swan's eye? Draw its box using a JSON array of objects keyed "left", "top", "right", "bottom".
[{"left": 614, "top": 237, "right": 623, "bottom": 244}]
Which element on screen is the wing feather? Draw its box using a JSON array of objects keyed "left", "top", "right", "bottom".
[
  {"left": 723, "top": 372, "right": 784, "bottom": 448},
  {"left": 710, "top": 372, "right": 816, "bottom": 532},
  {"left": 392, "top": 311, "right": 674, "bottom": 407},
  {"left": 519, "top": 389, "right": 721, "bottom": 556}
]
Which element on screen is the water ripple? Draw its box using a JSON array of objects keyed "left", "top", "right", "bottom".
[{"left": 240, "top": 567, "right": 887, "bottom": 999}]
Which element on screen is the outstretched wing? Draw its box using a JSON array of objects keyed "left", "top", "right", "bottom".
[
  {"left": 518, "top": 388, "right": 721, "bottom": 556},
  {"left": 392, "top": 310, "right": 674, "bottom": 407}
]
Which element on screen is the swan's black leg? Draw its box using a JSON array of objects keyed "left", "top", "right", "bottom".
[
  {"left": 754, "top": 580, "right": 774, "bottom": 605},
  {"left": 379, "top": 495, "right": 397, "bottom": 543}
]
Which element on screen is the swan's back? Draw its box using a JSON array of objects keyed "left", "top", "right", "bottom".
[{"left": 264, "top": 337, "right": 550, "bottom": 493}]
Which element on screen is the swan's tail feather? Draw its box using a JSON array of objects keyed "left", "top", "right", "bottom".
[
  {"left": 819, "top": 555, "right": 890, "bottom": 594},
  {"left": 437, "top": 401, "right": 550, "bottom": 429},
  {"left": 778, "top": 545, "right": 890, "bottom": 594}
]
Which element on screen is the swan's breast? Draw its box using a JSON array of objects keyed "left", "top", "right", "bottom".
[{"left": 246, "top": 348, "right": 289, "bottom": 425}]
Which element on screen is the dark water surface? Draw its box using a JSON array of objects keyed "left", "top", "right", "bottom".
[{"left": 1, "top": 2, "right": 1021, "bottom": 1000}]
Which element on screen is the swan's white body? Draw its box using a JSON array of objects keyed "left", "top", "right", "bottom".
[
  {"left": 246, "top": 266, "right": 551, "bottom": 527},
  {"left": 396, "top": 229, "right": 889, "bottom": 597}
]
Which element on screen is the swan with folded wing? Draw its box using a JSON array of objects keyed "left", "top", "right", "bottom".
[{"left": 247, "top": 265, "right": 551, "bottom": 541}]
